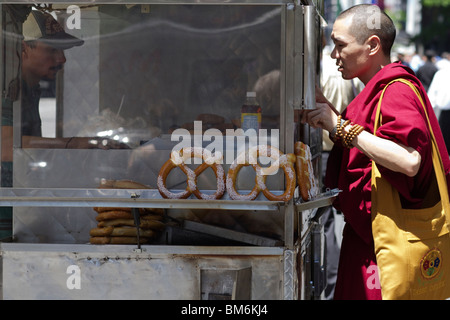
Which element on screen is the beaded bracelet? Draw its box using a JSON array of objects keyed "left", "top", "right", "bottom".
[
  {"left": 343, "top": 123, "right": 365, "bottom": 148},
  {"left": 336, "top": 115, "right": 351, "bottom": 141}
]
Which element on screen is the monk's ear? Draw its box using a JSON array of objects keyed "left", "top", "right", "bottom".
[{"left": 366, "top": 35, "right": 382, "bottom": 56}]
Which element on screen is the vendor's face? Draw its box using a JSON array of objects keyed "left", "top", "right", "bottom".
[
  {"left": 330, "top": 17, "right": 371, "bottom": 81},
  {"left": 22, "top": 41, "right": 66, "bottom": 83}
]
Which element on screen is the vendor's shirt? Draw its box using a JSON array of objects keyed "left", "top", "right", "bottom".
[
  {"left": 21, "top": 81, "right": 42, "bottom": 137},
  {"left": 2, "top": 79, "right": 42, "bottom": 137}
]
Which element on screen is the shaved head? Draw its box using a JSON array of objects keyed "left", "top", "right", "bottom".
[{"left": 337, "top": 4, "right": 396, "bottom": 57}]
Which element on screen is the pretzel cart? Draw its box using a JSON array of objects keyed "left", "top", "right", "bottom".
[{"left": 0, "top": 0, "right": 337, "bottom": 300}]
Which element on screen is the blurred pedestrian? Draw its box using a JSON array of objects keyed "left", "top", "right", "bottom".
[
  {"left": 416, "top": 50, "right": 438, "bottom": 91},
  {"left": 436, "top": 52, "right": 450, "bottom": 70},
  {"left": 409, "top": 52, "right": 423, "bottom": 72},
  {"left": 396, "top": 48, "right": 411, "bottom": 68},
  {"left": 428, "top": 61, "right": 450, "bottom": 154}
]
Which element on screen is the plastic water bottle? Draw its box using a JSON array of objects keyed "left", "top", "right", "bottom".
[{"left": 241, "top": 91, "right": 261, "bottom": 132}]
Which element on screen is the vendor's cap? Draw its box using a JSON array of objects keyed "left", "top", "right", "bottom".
[{"left": 23, "top": 10, "right": 84, "bottom": 49}]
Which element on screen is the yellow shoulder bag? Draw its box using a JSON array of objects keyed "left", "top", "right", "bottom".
[{"left": 371, "top": 78, "right": 450, "bottom": 300}]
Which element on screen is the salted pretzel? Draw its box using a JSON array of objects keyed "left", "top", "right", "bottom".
[
  {"left": 157, "top": 147, "right": 225, "bottom": 200},
  {"left": 294, "top": 141, "right": 320, "bottom": 201},
  {"left": 226, "top": 145, "right": 296, "bottom": 202}
]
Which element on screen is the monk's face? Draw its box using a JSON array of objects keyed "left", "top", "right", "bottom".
[{"left": 330, "top": 16, "right": 372, "bottom": 80}]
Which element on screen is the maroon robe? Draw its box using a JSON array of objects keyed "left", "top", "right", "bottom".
[{"left": 325, "top": 62, "right": 450, "bottom": 300}]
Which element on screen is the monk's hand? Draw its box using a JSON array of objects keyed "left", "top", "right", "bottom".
[
  {"left": 301, "top": 102, "right": 337, "bottom": 132},
  {"left": 315, "top": 84, "right": 340, "bottom": 115}
]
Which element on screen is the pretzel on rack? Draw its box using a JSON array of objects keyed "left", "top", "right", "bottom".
[
  {"left": 157, "top": 147, "right": 225, "bottom": 200},
  {"left": 294, "top": 141, "right": 320, "bottom": 201},
  {"left": 97, "top": 218, "right": 165, "bottom": 230},
  {"left": 90, "top": 226, "right": 156, "bottom": 238},
  {"left": 226, "top": 145, "right": 296, "bottom": 202},
  {"left": 90, "top": 236, "right": 150, "bottom": 245},
  {"left": 95, "top": 210, "right": 163, "bottom": 222}
]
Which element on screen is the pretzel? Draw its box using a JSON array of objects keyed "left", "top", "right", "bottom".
[
  {"left": 90, "top": 226, "right": 156, "bottom": 238},
  {"left": 226, "top": 145, "right": 297, "bottom": 202},
  {"left": 294, "top": 141, "right": 320, "bottom": 201},
  {"left": 95, "top": 211, "right": 163, "bottom": 222},
  {"left": 157, "top": 147, "right": 225, "bottom": 200},
  {"left": 90, "top": 236, "right": 151, "bottom": 245},
  {"left": 93, "top": 207, "right": 164, "bottom": 216},
  {"left": 97, "top": 219, "right": 165, "bottom": 230}
]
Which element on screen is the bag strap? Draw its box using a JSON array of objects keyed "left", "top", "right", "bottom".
[{"left": 373, "top": 78, "right": 450, "bottom": 207}]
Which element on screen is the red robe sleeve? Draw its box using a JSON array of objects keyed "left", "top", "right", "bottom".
[{"left": 374, "top": 81, "right": 434, "bottom": 208}]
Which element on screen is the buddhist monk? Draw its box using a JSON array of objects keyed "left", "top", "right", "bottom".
[{"left": 302, "top": 4, "right": 450, "bottom": 299}]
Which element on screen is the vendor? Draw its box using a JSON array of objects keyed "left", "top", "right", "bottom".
[
  {"left": 0, "top": 9, "right": 128, "bottom": 239},
  {"left": 12, "top": 10, "right": 129, "bottom": 150},
  {"left": 3, "top": 10, "right": 130, "bottom": 183}
]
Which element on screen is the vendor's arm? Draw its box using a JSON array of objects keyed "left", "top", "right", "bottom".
[
  {"left": 2, "top": 126, "right": 129, "bottom": 156},
  {"left": 22, "top": 135, "right": 130, "bottom": 149},
  {"left": 301, "top": 101, "right": 421, "bottom": 178}
]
